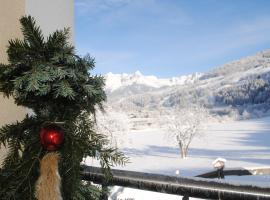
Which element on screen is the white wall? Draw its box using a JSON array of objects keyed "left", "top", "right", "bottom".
[
  {"left": 0, "top": 0, "right": 27, "bottom": 166},
  {"left": 25, "top": 0, "right": 74, "bottom": 43}
]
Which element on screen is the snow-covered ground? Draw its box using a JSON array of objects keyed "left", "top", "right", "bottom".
[
  {"left": 85, "top": 116, "right": 270, "bottom": 199},
  {"left": 110, "top": 186, "right": 196, "bottom": 200}
]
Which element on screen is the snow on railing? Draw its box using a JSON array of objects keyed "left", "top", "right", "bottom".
[{"left": 80, "top": 165, "right": 270, "bottom": 200}]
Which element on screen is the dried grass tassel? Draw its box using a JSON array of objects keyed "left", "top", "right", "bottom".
[{"left": 35, "top": 152, "right": 62, "bottom": 200}]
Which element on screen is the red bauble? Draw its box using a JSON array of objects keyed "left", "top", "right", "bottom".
[{"left": 40, "top": 124, "right": 64, "bottom": 151}]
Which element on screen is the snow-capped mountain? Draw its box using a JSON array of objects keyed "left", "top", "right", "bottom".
[
  {"left": 105, "top": 70, "right": 202, "bottom": 93},
  {"left": 105, "top": 49, "right": 270, "bottom": 120}
]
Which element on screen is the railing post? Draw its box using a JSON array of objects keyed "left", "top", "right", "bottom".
[
  {"left": 182, "top": 195, "right": 189, "bottom": 200},
  {"left": 217, "top": 167, "right": 225, "bottom": 179},
  {"left": 100, "top": 184, "right": 109, "bottom": 200}
]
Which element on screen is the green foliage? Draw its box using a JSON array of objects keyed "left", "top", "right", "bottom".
[
  {"left": 72, "top": 182, "right": 103, "bottom": 200},
  {"left": 0, "top": 16, "right": 127, "bottom": 199}
]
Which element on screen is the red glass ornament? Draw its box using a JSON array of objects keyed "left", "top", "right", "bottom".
[{"left": 40, "top": 124, "right": 64, "bottom": 151}]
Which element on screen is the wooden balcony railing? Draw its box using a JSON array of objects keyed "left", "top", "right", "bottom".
[{"left": 80, "top": 165, "right": 270, "bottom": 200}]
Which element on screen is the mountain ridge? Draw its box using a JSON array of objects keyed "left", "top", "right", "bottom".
[
  {"left": 105, "top": 71, "right": 202, "bottom": 93},
  {"left": 105, "top": 49, "right": 270, "bottom": 120}
]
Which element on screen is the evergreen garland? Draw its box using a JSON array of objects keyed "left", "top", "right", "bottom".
[{"left": 0, "top": 16, "right": 127, "bottom": 199}]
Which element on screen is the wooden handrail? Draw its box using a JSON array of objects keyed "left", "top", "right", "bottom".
[{"left": 80, "top": 165, "right": 270, "bottom": 200}]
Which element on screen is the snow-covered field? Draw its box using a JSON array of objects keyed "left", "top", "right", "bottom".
[
  {"left": 85, "top": 116, "right": 270, "bottom": 199},
  {"left": 84, "top": 50, "right": 270, "bottom": 199}
]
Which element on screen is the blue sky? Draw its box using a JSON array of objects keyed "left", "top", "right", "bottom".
[{"left": 75, "top": 0, "right": 270, "bottom": 77}]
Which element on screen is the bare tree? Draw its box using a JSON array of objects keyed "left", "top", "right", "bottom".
[
  {"left": 164, "top": 101, "right": 208, "bottom": 159},
  {"left": 94, "top": 107, "right": 130, "bottom": 148}
]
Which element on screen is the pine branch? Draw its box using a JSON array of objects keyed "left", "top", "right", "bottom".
[
  {"left": 54, "top": 80, "right": 76, "bottom": 99},
  {"left": 7, "top": 39, "right": 30, "bottom": 64},
  {"left": 20, "top": 16, "right": 44, "bottom": 49},
  {"left": 46, "top": 28, "right": 74, "bottom": 57}
]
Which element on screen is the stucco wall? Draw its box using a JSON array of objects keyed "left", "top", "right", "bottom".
[
  {"left": 26, "top": 0, "right": 74, "bottom": 42},
  {"left": 0, "top": 0, "right": 27, "bottom": 165},
  {"left": 0, "top": 0, "right": 27, "bottom": 125},
  {"left": 0, "top": 0, "right": 25, "bottom": 63}
]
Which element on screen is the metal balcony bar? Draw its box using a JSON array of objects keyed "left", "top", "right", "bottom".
[{"left": 80, "top": 165, "right": 270, "bottom": 200}]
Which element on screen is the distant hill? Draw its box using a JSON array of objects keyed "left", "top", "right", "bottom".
[{"left": 104, "top": 49, "right": 270, "bottom": 122}]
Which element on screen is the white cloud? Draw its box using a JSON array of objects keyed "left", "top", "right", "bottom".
[
  {"left": 75, "top": 0, "right": 134, "bottom": 17},
  {"left": 75, "top": 0, "right": 191, "bottom": 26},
  {"left": 223, "top": 16, "right": 270, "bottom": 50},
  {"left": 191, "top": 16, "right": 270, "bottom": 62},
  {"left": 237, "top": 16, "right": 270, "bottom": 34}
]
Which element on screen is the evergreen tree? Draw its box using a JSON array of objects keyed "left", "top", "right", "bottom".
[{"left": 0, "top": 16, "right": 127, "bottom": 199}]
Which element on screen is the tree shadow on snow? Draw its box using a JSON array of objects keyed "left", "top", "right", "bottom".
[
  {"left": 230, "top": 131, "right": 270, "bottom": 148},
  {"left": 123, "top": 142, "right": 270, "bottom": 166}
]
